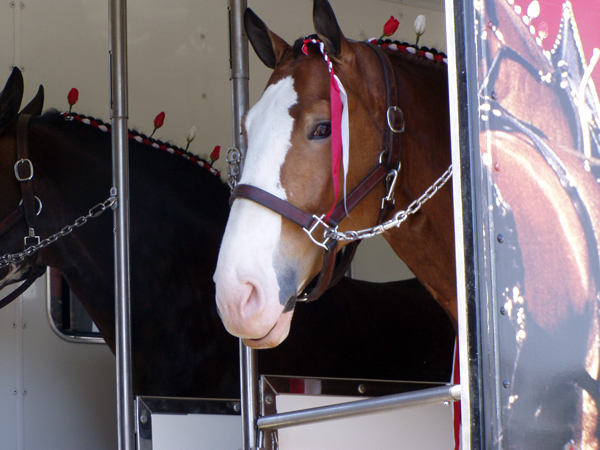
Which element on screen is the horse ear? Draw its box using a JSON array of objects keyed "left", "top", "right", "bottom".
[
  {"left": 313, "top": 0, "right": 349, "bottom": 58},
  {"left": 245, "top": 8, "right": 290, "bottom": 69},
  {"left": 0, "top": 67, "right": 24, "bottom": 134},
  {"left": 20, "top": 85, "right": 44, "bottom": 116}
]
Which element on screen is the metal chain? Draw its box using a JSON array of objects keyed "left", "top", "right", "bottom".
[
  {"left": 226, "top": 146, "right": 242, "bottom": 191},
  {"left": 0, "top": 195, "right": 117, "bottom": 269},
  {"left": 325, "top": 164, "right": 453, "bottom": 242}
]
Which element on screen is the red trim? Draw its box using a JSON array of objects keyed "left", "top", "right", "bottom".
[{"left": 453, "top": 337, "right": 461, "bottom": 450}]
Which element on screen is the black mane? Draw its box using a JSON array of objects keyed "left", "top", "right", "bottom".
[{"left": 37, "top": 109, "right": 221, "bottom": 179}]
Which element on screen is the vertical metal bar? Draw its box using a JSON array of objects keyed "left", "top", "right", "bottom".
[
  {"left": 445, "top": 0, "right": 484, "bottom": 447},
  {"left": 228, "top": 3, "right": 255, "bottom": 447},
  {"left": 240, "top": 341, "right": 259, "bottom": 450},
  {"left": 229, "top": 0, "right": 249, "bottom": 164},
  {"left": 108, "top": 1, "right": 135, "bottom": 449}
]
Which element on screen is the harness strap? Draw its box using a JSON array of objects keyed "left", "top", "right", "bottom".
[
  {"left": 0, "top": 265, "right": 46, "bottom": 310},
  {"left": 363, "top": 42, "right": 401, "bottom": 171},
  {"left": 0, "top": 209, "right": 24, "bottom": 238},
  {"left": 231, "top": 164, "right": 389, "bottom": 230},
  {"left": 15, "top": 114, "right": 39, "bottom": 230}
]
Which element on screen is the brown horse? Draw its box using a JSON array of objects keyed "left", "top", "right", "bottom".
[
  {"left": 214, "top": 0, "right": 455, "bottom": 348},
  {"left": 0, "top": 68, "right": 455, "bottom": 398}
]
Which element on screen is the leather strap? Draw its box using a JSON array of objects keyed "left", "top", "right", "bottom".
[
  {"left": 16, "top": 114, "right": 38, "bottom": 230},
  {"left": 0, "top": 209, "right": 24, "bottom": 238},
  {"left": 231, "top": 163, "right": 389, "bottom": 230},
  {"left": 0, "top": 264, "right": 46, "bottom": 310}
]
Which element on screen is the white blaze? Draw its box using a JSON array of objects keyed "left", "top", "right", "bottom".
[{"left": 214, "top": 76, "right": 298, "bottom": 339}]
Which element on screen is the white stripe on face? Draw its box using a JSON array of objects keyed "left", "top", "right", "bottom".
[
  {"left": 241, "top": 76, "right": 297, "bottom": 196},
  {"left": 214, "top": 76, "right": 299, "bottom": 339}
]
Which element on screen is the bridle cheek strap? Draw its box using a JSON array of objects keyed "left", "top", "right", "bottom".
[
  {"left": 0, "top": 114, "right": 47, "bottom": 310},
  {"left": 0, "top": 264, "right": 46, "bottom": 310}
]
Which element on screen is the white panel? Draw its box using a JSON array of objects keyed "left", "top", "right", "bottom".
[
  {"left": 0, "top": 3, "right": 14, "bottom": 74},
  {"left": 0, "top": 287, "right": 19, "bottom": 450},
  {"left": 276, "top": 394, "right": 454, "bottom": 450},
  {"left": 20, "top": 0, "right": 110, "bottom": 120},
  {"left": 21, "top": 277, "right": 117, "bottom": 450},
  {"left": 152, "top": 414, "right": 242, "bottom": 450},
  {"left": 352, "top": 234, "right": 414, "bottom": 281}
]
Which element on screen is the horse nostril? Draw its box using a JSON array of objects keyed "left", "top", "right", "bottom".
[
  {"left": 282, "top": 295, "right": 297, "bottom": 313},
  {"left": 239, "top": 281, "right": 265, "bottom": 319}
]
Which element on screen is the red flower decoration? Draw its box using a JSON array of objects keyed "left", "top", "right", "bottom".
[
  {"left": 67, "top": 88, "right": 79, "bottom": 118},
  {"left": 383, "top": 16, "right": 399, "bottom": 37},
  {"left": 210, "top": 145, "right": 221, "bottom": 163},
  {"left": 154, "top": 112, "right": 165, "bottom": 129},
  {"left": 68, "top": 88, "right": 79, "bottom": 106},
  {"left": 150, "top": 112, "right": 165, "bottom": 138}
]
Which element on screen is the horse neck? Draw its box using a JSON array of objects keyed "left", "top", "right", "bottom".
[
  {"left": 384, "top": 55, "right": 457, "bottom": 326},
  {"left": 28, "top": 116, "right": 231, "bottom": 347}
]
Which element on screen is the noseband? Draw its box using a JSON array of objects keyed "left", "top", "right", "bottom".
[
  {"left": 0, "top": 113, "right": 47, "bottom": 308},
  {"left": 230, "top": 42, "right": 404, "bottom": 302}
]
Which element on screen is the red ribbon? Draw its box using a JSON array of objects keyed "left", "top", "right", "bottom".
[{"left": 325, "top": 71, "right": 343, "bottom": 222}]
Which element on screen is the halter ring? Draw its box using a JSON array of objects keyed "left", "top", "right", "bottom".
[
  {"left": 14, "top": 159, "right": 34, "bottom": 181},
  {"left": 387, "top": 106, "right": 405, "bottom": 133},
  {"left": 19, "top": 196, "right": 43, "bottom": 216},
  {"left": 303, "top": 214, "right": 336, "bottom": 251}
]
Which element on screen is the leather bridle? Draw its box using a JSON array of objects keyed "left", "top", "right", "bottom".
[
  {"left": 0, "top": 113, "right": 47, "bottom": 309},
  {"left": 230, "top": 42, "right": 404, "bottom": 302}
]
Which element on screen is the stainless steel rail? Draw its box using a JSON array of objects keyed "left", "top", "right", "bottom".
[
  {"left": 109, "top": 1, "right": 135, "bottom": 449},
  {"left": 257, "top": 384, "right": 461, "bottom": 431},
  {"left": 228, "top": 1, "right": 256, "bottom": 449}
]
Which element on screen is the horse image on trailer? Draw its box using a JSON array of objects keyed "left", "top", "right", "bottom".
[{"left": 452, "top": 0, "right": 600, "bottom": 448}]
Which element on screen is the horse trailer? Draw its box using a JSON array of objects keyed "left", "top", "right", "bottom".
[{"left": 1, "top": 0, "right": 599, "bottom": 449}]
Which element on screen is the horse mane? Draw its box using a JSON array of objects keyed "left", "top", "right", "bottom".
[
  {"left": 292, "top": 35, "right": 447, "bottom": 70},
  {"left": 37, "top": 109, "right": 222, "bottom": 179}
]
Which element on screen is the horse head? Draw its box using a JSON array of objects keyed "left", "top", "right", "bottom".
[
  {"left": 0, "top": 68, "right": 46, "bottom": 295},
  {"left": 214, "top": 0, "right": 454, "bottom": 347},
  {"left": 481, "top": 0, "right": 578, "bottom": 148},
  {"left": 214, "top": 0, "right": 393, "bottom": 347}
]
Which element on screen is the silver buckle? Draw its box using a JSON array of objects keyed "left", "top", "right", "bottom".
[
  {"left": 387, "top": 106, "right": 405, "bottom": 133},
  {"left": 14, "top": 159, "right": 34, "bottom": 181},
  {"left": 303, "top": 214, "right": 336, "bottom": 250}
]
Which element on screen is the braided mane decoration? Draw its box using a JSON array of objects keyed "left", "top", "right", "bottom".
[
  {"left": 370, "top": 39, "right": 448, "bottom": 64},
  {"left": 60, "top": 112, "right": 221, "bottom": 177}
]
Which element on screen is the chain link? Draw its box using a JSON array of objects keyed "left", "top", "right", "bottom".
[
  {"left": 0, "top": 196, "right": 117, "bottom": 269},
  {"left": 324, "top": 164, "right": 453, "bottom": 242},
  {"left": 226, "top": 147, "right": 242, "bottom": 191}
]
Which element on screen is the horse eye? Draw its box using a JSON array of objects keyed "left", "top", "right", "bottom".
[{"left": 311, "top": 122, "right": 331, "bottom": 139}]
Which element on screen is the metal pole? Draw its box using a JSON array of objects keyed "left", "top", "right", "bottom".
[
  {"left": 257, "top": 385, "right": 462, "bottom": 431},
  {"left": 109, "top": 1, "right": 135, "bottom": 449},
  {"left": 228, "top": 1, "right": 256, "bottom": 449},
  {"left": 229, "top": 0, "right": 249, "bottom": 163},
  {"left": 240, "top": 341, "right": 259, "bottom": 450}
]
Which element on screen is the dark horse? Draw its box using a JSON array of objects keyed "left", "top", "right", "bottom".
[{"left": 0, "top": 68, "right": 455, "bottom": 398}]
